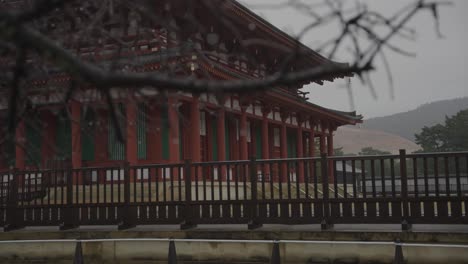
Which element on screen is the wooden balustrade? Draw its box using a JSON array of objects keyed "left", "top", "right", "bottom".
[{"left": 0, "top": 150, "right": 467, "bottom": 231}]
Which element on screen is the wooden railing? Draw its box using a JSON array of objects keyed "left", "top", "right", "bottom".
[{"left": 1, "top": 150, "right": 467, "bottom": 231}]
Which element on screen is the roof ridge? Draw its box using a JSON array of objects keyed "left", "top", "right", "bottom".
[{"left": 228, "top": 0, "right": 348, "bottom": 67}]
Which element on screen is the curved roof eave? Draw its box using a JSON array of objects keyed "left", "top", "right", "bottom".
[
  {"left": 228, "top": 0, "right": 352, "bottom": 78},
  {"left": 267, "top": 89, "right": 363, "bottom": 125},
  {"left": 197, "top": 57, "right": 363, "bottom": 125}
]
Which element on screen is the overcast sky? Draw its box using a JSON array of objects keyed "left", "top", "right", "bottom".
[{"left": 243, "top": 0, "right": 468, "bottom": 118}]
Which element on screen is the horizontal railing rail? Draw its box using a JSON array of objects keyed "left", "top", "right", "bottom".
[{"left": 1, "top": 149, "right": 467, "bottom": 231}]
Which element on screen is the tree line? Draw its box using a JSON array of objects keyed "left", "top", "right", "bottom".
[
  {"left": 332, "top": 109, "right": 468, "bottom": 177},
  {"left": 415, "top": 109, "right": 468, "bottom": 152}
]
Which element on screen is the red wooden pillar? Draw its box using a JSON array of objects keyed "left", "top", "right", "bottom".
[
  {"left": 238, "top": 107, "right": 249, "bottom": 183},
  {"left": 41, "top": 111, "right": 57, "bottom": 167},
  {"left": 309, "top": 125, "right": 316, "bottom": 183},
  {"left": 319, "top": 133, "right": 326, "bottom": 155},
  {"left": 146, "top": 104, "right": 161, "bottom": 162},
  {"left": 70, "top": 101, "right": 82, "bottom": 184},
  {"left": 95, "top": 109, "right": 108, "bottom": 162},
  {"left": 190, "top": 96, "right": 201, "bottom": 163},
  {"left": 217, "top": 108, "right": 226, "bottom": 161},
  {"left": 327, "top": 132, "right": 334, "bottom": 156},
  {"left": 168, "top": 97, "right": 180, "bottom": 163},
  {"left": 126, "top": 98, "right": 142, "bottom": 184},
  {"left": 261, "top": 108, "right": 270, "bottom": 178},
  {"left": 14, "top": 120, "right": 26, "bottom": 187},
  {"left": 261, "top": 109, "right": 270, "bottom": 160},
  {"left": 126, "top": 99, "right": 138, "bottom": 168},
  {"left": 15, "top": 120, "right": 25, "bottom": 170},
  {"left": 280, "top": 116, "right": 288, "bottom": 183},
  {"left": 327, "top": 128, "right": 335, "bottom": 182},
  {"left": 309, "top": 120, "right": 316, "bottom": 158},
  {"left": 296, "top": 121, "right": 304, "bottom": 183},
  {"left": 205, "top": 112, "right": 214, "bottom": 162},
  {"left": 217, "top": 107, "right": 227, "bottom": 180},
  {"left": 227, "top": 118, "right": 237, "bottom": 161},
  {"left": 239, "top": 108, "right": 248, "bottom": 161},
  {"left": 318, "top": 123, "right": 329, "bottom": 181}
]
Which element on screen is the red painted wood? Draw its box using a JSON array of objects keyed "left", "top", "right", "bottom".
[
  {"left": 123, "top": 99, "right": 138, "bottom": 191},
  {"left": 217, "top": 109, "right": 226, "bottom": 161},
  {"left": 309, "top": 127, "right": 315, "bottom": 158},
  {"left": 146, "top": 104, "right": 161, "bottom": 162},
  {"left": 239, "top": 109, "right": 248, "bottom": 160},
  {"left": 179, "top": 104, "right": 190, "bottom": 160},
  {"left": 94, "top": 109, "right": 108, "bottom": 163},
  {"left": 15, "top": 120, "right": 25, "bottom": 170},
  {"left": 261, "top": 116, "right": 270, "bottom": 160},
  {"left": 327, "top": 132, "right": 335, "bottom": 182},
  {"left": 40, "top": 110, "right": 57, "bottom": 167},
  {"left": 125, "top": 99, "right": 138, "bottom": 167},
  {"left": 248, "top": 121, "right": 254, "bottom": 159},
  {"left": 168, "top": 97, "right": 180, "bottom": 163},
  {"left": 280, "top": 122, "right": 287, "bottom": 182},
  {"left": 217, "top": 108, "right": 227, "bottom": 180},
  {"left": 229, "top": 115, "right": 239, "bottom": 161},
  {"left": 261, "top": 114, "right": 270, "bottom": 178},
  {"left": 309, "top": 129, "right": 316, "bottom": 183},
  {"left": 297, "top": 125, "right": 304, "bottom": 182},
  {"left": 190, "top": 96, "right": 201, "bottom": 162},
  {"left": 265, "top": 91, "right": 359, "bottom": 125},
  {"left": 71, "top": 101, "right": 82, "bottom": 184},
  {"left": 327, "top": 134, "right": 334, "bottom": 156},
  {"left": 319, "top": 134, "right": 326, "bottom": 155},
  {"left": 204, "top": 112, "right": 211, "bottom": 162}
]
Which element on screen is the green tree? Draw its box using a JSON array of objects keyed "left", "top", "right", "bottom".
[
  {"left": 358, "top": 147, "right": 391, "bottom": 156},
  {"left": 444, "top": 109, "right": 468, "bottom": 151},
  {"left": 333, "top": 147, "right": 357, "bottom": 156},
  {"left": 415, "top": 109, "right": 468, "bottom": 152},
  {"left": 414, "top": 124, "right": 447, "bottom": 152},
  {"left": 334, "top": 147, "right": 345, "bottom": 156},
  {"left": 413, "top": 110, "right": 468, "bottom": 176}
]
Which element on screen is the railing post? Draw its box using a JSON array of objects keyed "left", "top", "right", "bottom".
[
  {"left": 399, "top": 149, "right": 412, "bottom": 231},
  {"left": 321, "top": 153, "right": 333, "bottom": 230},
  {"left": 118, "top": 162, "right": 136, "bottom": 230},
  {"left": 168, "top": 239, "right": 178, "bottom": 264},
  {"left": 270, "top": 241, "right": 281, "bottom": 264},
  {"left": 73, "top": 241, "right": 84, "bottom": 264},
  {"left": 60, "top": 168, "right": 79, "bottom": 230},
  {"left": 181, "top": 159, "right": 196, "bottom": 230},
  {"left": 5, "top": 168, "right": 24, "bottom": 231},
  {"left": 248, "top": 157, "right": 262, "bottom": 230},
  {"left": 394, "top": 239, "right": 404, "bottom": 264}
]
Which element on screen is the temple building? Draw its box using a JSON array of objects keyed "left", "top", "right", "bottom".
[{"left": 0, "top": 0, "right": 362, "bottom": 178}]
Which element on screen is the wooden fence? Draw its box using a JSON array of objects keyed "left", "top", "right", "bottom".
[{"left": 1, "top": 150, "right": 467, "bottom": 231}]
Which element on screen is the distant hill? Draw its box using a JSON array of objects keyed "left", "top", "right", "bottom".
[
  {"left": 362, "top": 97, "right": 468, "bottom": 141},
  {"left": 334, "top": 126, "right": 421, "bottom": 155}
]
